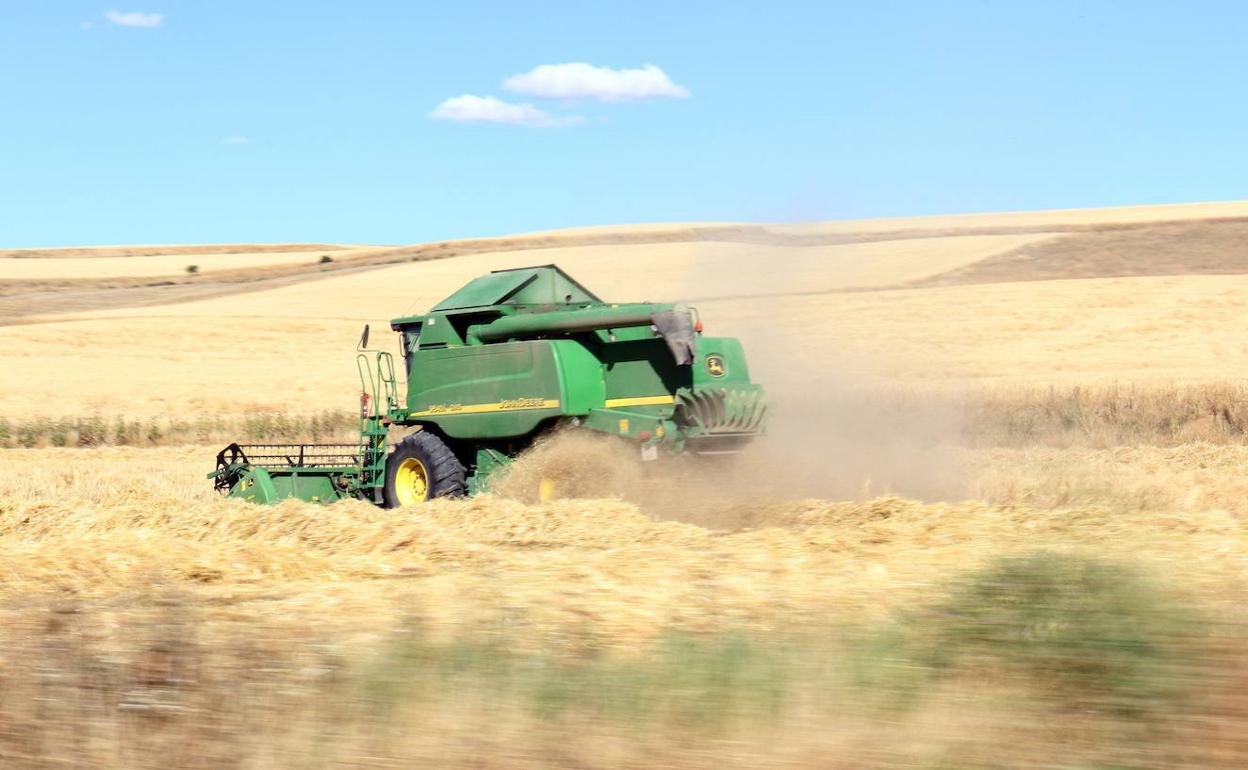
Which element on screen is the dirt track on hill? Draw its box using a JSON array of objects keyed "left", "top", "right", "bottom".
[{"left": 8, "top": 213, "right": 1248, "bottom": 324}]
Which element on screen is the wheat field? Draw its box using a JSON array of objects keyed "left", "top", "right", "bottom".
[
  {"left": 3, "top": 201, "right": 1248, "bottom": 767},
  {"left": 8, "top": 203, "right": 1248, "bottom": 416}
]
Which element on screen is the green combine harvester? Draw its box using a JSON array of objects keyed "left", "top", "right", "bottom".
[{"left": 210, "top": 265, "right": 766, "bottom": 506}]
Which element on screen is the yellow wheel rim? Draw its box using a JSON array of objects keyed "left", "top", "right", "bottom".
[
  {"left": 538, "top": 476, "right": 558, "bottom": 503},
  {"left": 394, "top": 458, "right": 429, "bottom": 506}
]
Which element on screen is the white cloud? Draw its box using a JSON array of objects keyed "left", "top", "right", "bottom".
[
  {"left": 429, "top": 94, "right": 584, "bottom": 128},
  {"left": 104, "top": 10, "right": 164, "bottom": 28},
  {"left": 223, "top": 136, "right": 251, "bottom": 145},
  {"left": 502, "top": 63, "right": 690, "bottom": 102}
]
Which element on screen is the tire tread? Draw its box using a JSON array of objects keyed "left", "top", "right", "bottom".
[{"left": 383, "top": 431, "right": 466, "bottom": 507}]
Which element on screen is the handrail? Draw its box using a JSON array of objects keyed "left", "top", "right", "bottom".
[
  {"left": 354, "top": 351, "right": 400, "bottom": 494},
  {"left": 356, "top": 351, "right": 400, "bottom": 418}
]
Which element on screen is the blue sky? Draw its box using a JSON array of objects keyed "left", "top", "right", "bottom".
[{"left": 2, "top": 1, "right": 1246, "bottom": 247}]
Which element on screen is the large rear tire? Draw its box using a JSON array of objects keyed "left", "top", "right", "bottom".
[{"left": 383, "top": 432, "right": 466, "bottom": 507}]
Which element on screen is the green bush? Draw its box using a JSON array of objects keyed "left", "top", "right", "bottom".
[
  {"left": 75, "top": 416, "right": 107, "bottom": 447},
  {"left": 113, "top": 417, "right": 138, "bottom": 445},
  {"left": 363, "top": 627, "right": 796, "bottom": 730},
  {"left": 926, "top": 551, "right": 1190, "bottom": 714},
  {"left": 16, "top": 423, "right": 37, "bottom": 447},
  {"left": 48, "top": 418, "right": 71, "bottom": 447}
]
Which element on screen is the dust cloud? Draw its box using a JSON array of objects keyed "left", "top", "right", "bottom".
[
  {"left": 495, "top": 234, "right": 969, "bottom": 525},
  {"left": 676, "top": 233, "right": 968, "bottom": 510},
  {"left": 730, "top": 340, "right": 965, "bottom": 503}
]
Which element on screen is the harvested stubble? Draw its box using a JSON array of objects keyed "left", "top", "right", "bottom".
[{"left": 2, "top": 445, "right": 1247, "bottom": 641}]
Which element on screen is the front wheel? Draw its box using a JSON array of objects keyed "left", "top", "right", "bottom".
[{"left": 383, "top": 431, "right": 466, "bottom": 507}]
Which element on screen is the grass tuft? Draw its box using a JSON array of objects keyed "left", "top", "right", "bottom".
[{"left": 922, "top": 551, "right": 1192, "bottom": 715}]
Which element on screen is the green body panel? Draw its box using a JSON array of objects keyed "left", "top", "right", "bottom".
[
  {"left": 467, "top": 447, "right": 512, "bottom": 495},
  {"left": 691, "top": 337, "right": 752, "bottom": 387},
  {"left": 225, "top": 467, "right": 351, "bottom": 504},
  {"left": 431, "top": 267, "right": 600, "bottom": 311},
  {"left": 599, "top": 337, "right": 687, "bottom": 404},
  {"left": 583, "top": 408, "right": 669, "bottom": 441},
  {"left": 404, "top": 341, "right": 568, "bottom": 439},
  {"left": 404, "top": 329, "right": 701, "bottom": 440},
  {"left": 554, "top": 339, "right": 609, "bottom": 413}
]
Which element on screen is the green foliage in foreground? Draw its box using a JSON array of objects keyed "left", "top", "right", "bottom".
[
  {"left": 0, "top": 552, "right": 1222, "bottom": 768},
  {"left": 362, "top": 551, "right": 1201, "bottom": 729},
  {"left": 925, "top": 552, "right": 1192, "bottom": 714},
  {"left": 364, "top": 629, "right": 793, "bottom": 729}
]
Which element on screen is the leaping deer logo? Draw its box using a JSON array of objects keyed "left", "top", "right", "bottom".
[{"left": 705, "top": 355, "right": 727, "bottom": 378}]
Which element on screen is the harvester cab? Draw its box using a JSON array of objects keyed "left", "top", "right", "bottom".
[{"left": 210, "top": 265, "right": 766, "bottom": 506}]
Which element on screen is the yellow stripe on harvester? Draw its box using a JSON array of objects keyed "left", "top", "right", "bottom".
[
  {"left": 412, "top": 395, "right": 674, "bottom": 417},
  {"left": 604, "top": 395, "right": 676, "bottom": 408},
  {"left": 410, "top": 398, "right": 560, "bottom": 417}
]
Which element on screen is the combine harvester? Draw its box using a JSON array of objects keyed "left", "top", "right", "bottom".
[{"left": 210, "top": 265, "right": 766, "bottom": 506}]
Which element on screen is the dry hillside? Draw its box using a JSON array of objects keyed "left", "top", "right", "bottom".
[{"left": 4, "top": 200, "right": 1248, "bottom": 419}]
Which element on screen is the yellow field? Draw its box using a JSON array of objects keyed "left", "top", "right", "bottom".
[
  {"left": 4, "top": 201, "right": 1248, "bottom": 418},
  {"left": 4, "top": 202, "right": 1248, "bottom": 767}
]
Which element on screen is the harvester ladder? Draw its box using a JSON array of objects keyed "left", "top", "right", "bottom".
[{"left": 355, "top": 352, "right": 400, "bottom": 496}]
